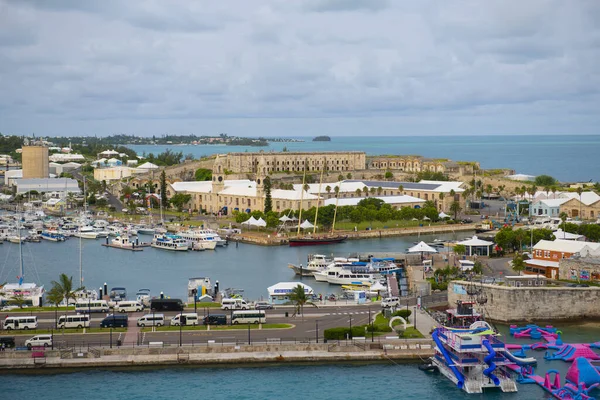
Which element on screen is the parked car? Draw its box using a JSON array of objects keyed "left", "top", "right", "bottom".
[
  {"left": 254, "top": 301, "right": 273, "bottom": 310},
  {"left": 24, "top": 334, "right": 53, "bottom": 349},
  {"left": 0, "top": 336, "right": 16, "bottom": 348}
]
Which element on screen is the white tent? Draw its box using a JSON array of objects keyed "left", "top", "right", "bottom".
[
  {"left": 423, "top": 216, "right": 431, "bottom": 221},
  {"left": 439, "top": 212, "right": 450, "bottom": 219},
  {"left": 299, "top": 219, "right": 314, "bottom": 229},
  {"left": 279, "top": 215, "right": 292, "bottom": 222},
  {"left": 241, "top": 216, "right": 258, "bottom": 226},
  {"left": 255, "top": 217, "right": 267, "bottom": 227},
  {"left": 456, "top": 236, "right": 494, "bottom": 256},
  {"left": 138, "top": 162, "right": 159, "bottom": 170},
  {"left": 408, "top": 241, "right": 438, "bottom": 253}
]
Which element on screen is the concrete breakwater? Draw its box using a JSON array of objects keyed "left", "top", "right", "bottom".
[
  {"left": 0, "top": 340, "right": 434, "bottom": 370},
  {"left": 235, "top": 224, "right": 477, "bottom": 246}
]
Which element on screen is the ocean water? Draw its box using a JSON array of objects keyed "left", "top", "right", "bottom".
[
  {"left": 127, "top": 135, "right": 600, "bottom": 182},
  {"left": 0, "top": 232, "right": 468, "bottom": 301}
]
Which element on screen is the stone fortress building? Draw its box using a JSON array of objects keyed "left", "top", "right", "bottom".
[{"left": 368, "top": 156, "right": 479, "bottom": 176}]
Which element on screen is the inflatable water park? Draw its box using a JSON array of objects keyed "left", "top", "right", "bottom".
[{"left": 422, "top": 322, "right": 600, "bottom": 398}]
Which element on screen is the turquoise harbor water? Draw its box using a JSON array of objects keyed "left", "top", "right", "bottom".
[
  {"left": 0, "top": 232, "right": 469, "bottom": 300},
  {"left": 128, "top": 135, "right": 600, "bottom": 182}
]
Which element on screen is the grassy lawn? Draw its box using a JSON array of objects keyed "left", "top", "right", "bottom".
[
  {"left": 185, "top": 302, "right": 222, "bottom": 308},
  {"left": 142, "top": 323, "right": 292, "bottom": 332},
  {"left": 2, "top": 328, "right": 127, "bottom": 335},
  {"left": 335, "top": 220, "right": 444, "bottom": 231},
  {"left": 399, "top": 326, "right": 424, "bottom": 339},
  {"left": 4, "top": 306, "right": 74, "bottom": 313}
]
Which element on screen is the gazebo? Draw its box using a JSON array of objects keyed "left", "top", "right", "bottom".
[{"left": 456, "top": 235, "right": 494, "bottom": 256}]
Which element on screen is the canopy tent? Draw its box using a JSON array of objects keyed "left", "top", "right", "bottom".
[
  {"left": 439, "top": 212, "right": 450, "bottom": 219},
  {"left": 423, "top": 216, "right": 431, "bottom": 221},
  {"left": 369, "top": 281, "right": 386, "bottom": 292},
  {"left": 299, "top": 220, "right": 314, "bottom": 229},
  {"left": 408, "top": 241, "right": 438, "bottom": 253},
  {"left": 279, "top": 215, "right": 292, "bottom": 222},
  {"left": 255, "top": 217, "right": 267, "bottom": 227},
  {"left": 241, "top": 216, "right": 258, "bottom": 226},
  {"left": 456, "top": 235, "right": 494, "bottom": 256}
]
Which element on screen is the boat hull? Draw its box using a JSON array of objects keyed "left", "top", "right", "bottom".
[
  {"left": 151, "top": 244, "right": 188, "bottom": 251},
  {"left": 288, "top": 236, "right": 347, "bottom": 247},
  {"left": 288, "top": 264, "right": 315, "bottom": 276}
]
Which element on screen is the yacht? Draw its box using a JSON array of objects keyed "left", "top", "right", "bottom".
[
  {"left": 151, "top": 234, "right": 189, "bottom": 251},
  {"left": 288, "top": 254, "right": 332, "bottom": 276},
  {"left": 103, "top": 235, "right": 146, "bottom": 250},
  {"left": 137, "top": 226, "right": 155, "bottom": 235},
  {"left": 313, "top": 262, "right": 377, "bottom": 285},
  {"left": 41, "top": 229, "right": 66, "bottom": 242},
  {"left": 178, "top": 230, "right": 218, "bottom": 250},
  {"left": 194, "top": 229, "right": 227, "bottom": 246},
  {"left": 74, "top": 226, "right": 99, "bottom": 239}
]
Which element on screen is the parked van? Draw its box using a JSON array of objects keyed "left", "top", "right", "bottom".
[
  {"left": 150, "top": 299, "right": 184, "bottom": 312},
  {"left": 100, "top": 315, "right": 128, "bottom": 328},
  {"left": 203, "top": 315, "right": 227, "bottom": 326},
  {"left": 171, "top": 313, "right": 199, "bottom": 326},
  {"left": 3, "top": 316, "right": 38, "bottom": 330},
  {"left": 24, "top": 334, "right": 52, "bottom": 349},
  {"left": 137, "top": 314, "right": 165, "bottom": 327},
  {"left": 221, "top": 298, "right": 249, "bottom": 310},
  {"left": 381, "top": 297, "right": 400, "bottom": 308},
  {"left": 57, "top": 314, "right": 90, "bottom": 329},
  {"left": 0, "top": 336, "right": 15, "bottom": 348},
  {"left": 117, "top": 301, "right": 144, "bottom": 313}
]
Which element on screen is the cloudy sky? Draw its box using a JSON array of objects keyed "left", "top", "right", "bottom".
[{"left": 1, "top": 0, "right": 599, "bottom": 137}]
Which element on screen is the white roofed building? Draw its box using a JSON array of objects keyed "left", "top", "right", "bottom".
[{"left": 526, "top": 239, "right": 600, "bottom": 278}]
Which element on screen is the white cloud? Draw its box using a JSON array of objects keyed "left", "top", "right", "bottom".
[{"left": 0, "top": 0, "right": 599, "bottom": 136}]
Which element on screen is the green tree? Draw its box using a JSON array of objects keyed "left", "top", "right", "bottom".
[
  {"left": 472, "top": 261, "right": 484, "bottom": 275},
  {"left": 355, "top": 188, "right": 362, "bottom": 197},
  {"left": 263, "top": 176, "right": 272, "bottom": 213},
  {"left": 289, "top": 284, "right": 317, "bottom": 319},
  {"left": 454, "top": 244, "right": 466, "bottom": 257},
  {"left": 512, "top": 253, "right": 526, "bottom": 275},
  {"left": 346, "top": 173, "right": 352, "bottom": 179},
  {"left": 9, "top": 294, "right": 27, "bottom": 309},
  {"left": 194, "top": 168, "right": 212, "bottom": 181},
  {"left": 50, "top": 274, "right": 83, "bottom": 314},
  {"left": 96, "top": 198, "right": 108, "bottom": 208},
  {"left": 398, "top": 185, "right": 404, "bottom": 194},
  {"left": 46, "top": 286, "right": 64, "bottom": 328},
  {"left": 449, "top": 201, "right": 462, "bottom": 220},
  {"left": 384, "top": 170, "right": 393, "bottom": 180},
  {"left": 338, "top": 174, "right": 344, "bottom": 181},
  {"left": 534, "top": 175, "right": 557, "bottom": 187},
  {"left": 160, "top": 170, "right": 168, "bottom": 207},
  {"left": 170, "top": 193, "right": 192, "bottom": 212}
]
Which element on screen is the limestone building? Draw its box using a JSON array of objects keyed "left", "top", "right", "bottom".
[
  {"left": 368, "top": 156, "right": 478, "bottom": 176},
  {"left": 22, "top": 145, "right": 49, "bottom": 179},
  {"left": 215, "top": 151, "right": 366, "bottom": 174}
]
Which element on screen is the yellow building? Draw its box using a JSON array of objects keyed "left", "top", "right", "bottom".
[
  {"left": 22, "top": 145, "right": 49, "bottom": 179},
  {"left": 368, "top": 156, "right": 478, "bottom": 175},
  {"left": 559, "top": 193, "right": 600, "bottom": 220}
]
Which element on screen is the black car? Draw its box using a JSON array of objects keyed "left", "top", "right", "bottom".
[
  {"left": 0, "top": 336, "right": 16, "bottom": 348},
  {"left": 566, "top": 283, "right": 578, "bottom": 287},
  {"left": 577, "top": 284, "right": 589, "bottom": 287},
  {"left": 461, "top": 218, "right": 473, "bottom": 224}
]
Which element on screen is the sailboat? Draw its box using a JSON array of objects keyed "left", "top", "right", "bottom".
[
  {"left": 288, "top": 165, "right": 347, "bottom": 247},
  {"left": 0, "top": 215, "right": 45, "bottom": 307}
]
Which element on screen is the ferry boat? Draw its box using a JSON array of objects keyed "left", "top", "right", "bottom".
[
  {"left": 430, "top": 322, "right": 518, "bottom": 394},
  {"left": 41, "top": 229, "right": 66, "bottom": 242},
  {"left": 315, "top": 263, "right": 376, "bottom": 285},
  {"left": 178, "top": 230, "right": 218, "bottom": 250},
  {"left": 151, "top": 234, "right": 189, "bottom": 251}
]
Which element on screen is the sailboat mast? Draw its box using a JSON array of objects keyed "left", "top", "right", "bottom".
[
  {"left": 313, "top": 166, "right": 324, "bottom": 234},
  {"left": 296, "top": 165, "right": 306, "bottom": 236},
  {"left": 79, "top": 235, "right": 83, "bottom": 288},
  {"left": 332, "top": 187, "right": 340, "bottom": 233},
  {"left": 18, "top": 213, "right": 24, "bottom": 282}
]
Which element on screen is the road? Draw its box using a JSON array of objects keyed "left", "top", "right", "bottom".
[{"left": 3, "top": 293, "right": 447, "bottom": 348}]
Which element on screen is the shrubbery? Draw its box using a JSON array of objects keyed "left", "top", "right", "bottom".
[{"left": 391, "top": 309, "right": 412, "bottom": 319}]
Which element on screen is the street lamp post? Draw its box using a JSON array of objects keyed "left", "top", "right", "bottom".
[
  {"left": 315, "top": 320, "right": 319, "bottom": 343},
  {"left": 349, "top": 316, "right": 353, "bottom": 340},
  {"left": 179, "top": 314, "right": 183, "bottom": 347},
  {"left": 368, "top": 308, "right": 374, "bottom": 342},
  {"left": 247, "top": 323, "right": 251, "bottom": 345},
  {"left": 191, "top": 288, "right": 197, "bottom": 313}
]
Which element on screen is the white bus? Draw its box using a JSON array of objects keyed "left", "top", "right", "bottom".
[
  {"left": 231, "top": 310, "right": 266, "bottom": 325},
  {"left": 74, "top": 300, "right": 110, "bottom": 313},
  {"left": 3, "top": 316, "right": 38, "bottom": 330},
  {"left": 57, "top": 314, "right": 90, "bottom": 329}
]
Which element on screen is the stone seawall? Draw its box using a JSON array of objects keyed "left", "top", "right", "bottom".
[
  {"left": 448, "top": 280, "right": 600, "bottom": 322},
  {"left": 0, "top": 341, "right": 434, "bottom": 370},
  {"left": 236, "top": 224, "right": 476, "bottom": 246}
]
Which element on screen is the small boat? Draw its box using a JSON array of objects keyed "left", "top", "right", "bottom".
[
  {"left": 41, "top": 229, "right": 66, "bottom": 242},
  {"left": 74, "top": 226, "right": 98, "bottom": 239},
  {"left": 8, "top": 235, "right": 25, "bottom": 244},
  {"left": 136, "top": 226, "right": 155, "bottom": 235},
  {"left": 288, "top": 254, "right": 331, "bottom": 276},
  {"left": 102, "top": 235, "right": 145, "bottom": 251},
  {"left": 151, "top": 234, "right": 189, "bottom": 251}
]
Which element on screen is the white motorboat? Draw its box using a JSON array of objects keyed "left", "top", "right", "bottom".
[
  {"left": 74, "top": 226, "right": 98, "bottom": 239},
  {"left": 289, "top": 254, "right": 331, "bottom": 276},
  {"left": 41, "top": 229, "right": 66, "bottom": 242},
  {"left": 94, "top": 228, "right": 110, "bottom": 238},
  {"left": 315, "top": 262, "right": 376, "bottom": 285},
  {"left": 178, "top": 230, "right": 218, "bottom": 250},
  {"left": 137, "top": 226, "right": 155, "bottom": 235},
  {"left": 7, "top": 235, "right": 25, "bottom": 244},
  {"left": 151, "top": 234, "right": 189, "bottom": 251}
]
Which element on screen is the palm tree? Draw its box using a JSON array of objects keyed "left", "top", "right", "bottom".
[
  {"left": 486, "top": 184, "right": 493, "bottom": 197},
  {"left": 450, "top": 201, "right": 462, "bottom": 220},
  {"left": 334, "top": 186, "right": 340, "bottom": 197},
  {"left": 362, "top": 186, "right": 369, "bottom": 197},
  {"left": 369, "top": 187, "right": 376, "bottom": 196},
  {"left": 551, "top": 186, "right": 558, "bottom": 199},
  {"left": 377, "top": 186, "right": 383, "bottom": 196},
  {"left": 51, "top": 274, "right": 83, "bottom": 314},
  {"left": 9, "top": 294, "right": 27, "bottom": 309},
  {"left": 289, "top": 284, "right": 317, "bottom": 319},
  {"left": 325, "top": 185, "right": 331, "bottom": 196},
  {"left": 398, "top": 185, "right": 404, "bottom": 194},
  {"left": 46, "top": 286, "right": 64, "bottom": 329},
  {"left": 544, "top": 186, "right": 550, "bottom": 199},
  {"left": 355, "top": 188, "right": 362, "bottom": 197},
  {"left": 576, "top": 187, "right": 583, "bottom": 220},
  {"left": 337, "top": 174, "right": 344, "bottom": 182},
  {"left": 512, "top": 253, "right": 526, "bottom": 276}
]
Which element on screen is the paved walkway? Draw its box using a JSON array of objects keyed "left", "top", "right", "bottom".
[{"left": 411, "top": 308, "right": 441, "bottom": 337}]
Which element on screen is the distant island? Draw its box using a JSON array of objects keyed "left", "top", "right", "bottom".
[{"left": 312, "top": 136, "right": 331, "bottom": 142}]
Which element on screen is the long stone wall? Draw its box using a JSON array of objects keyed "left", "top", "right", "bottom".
[{"left": 448, "top": 280, "right": 600, "bottom": 322}]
